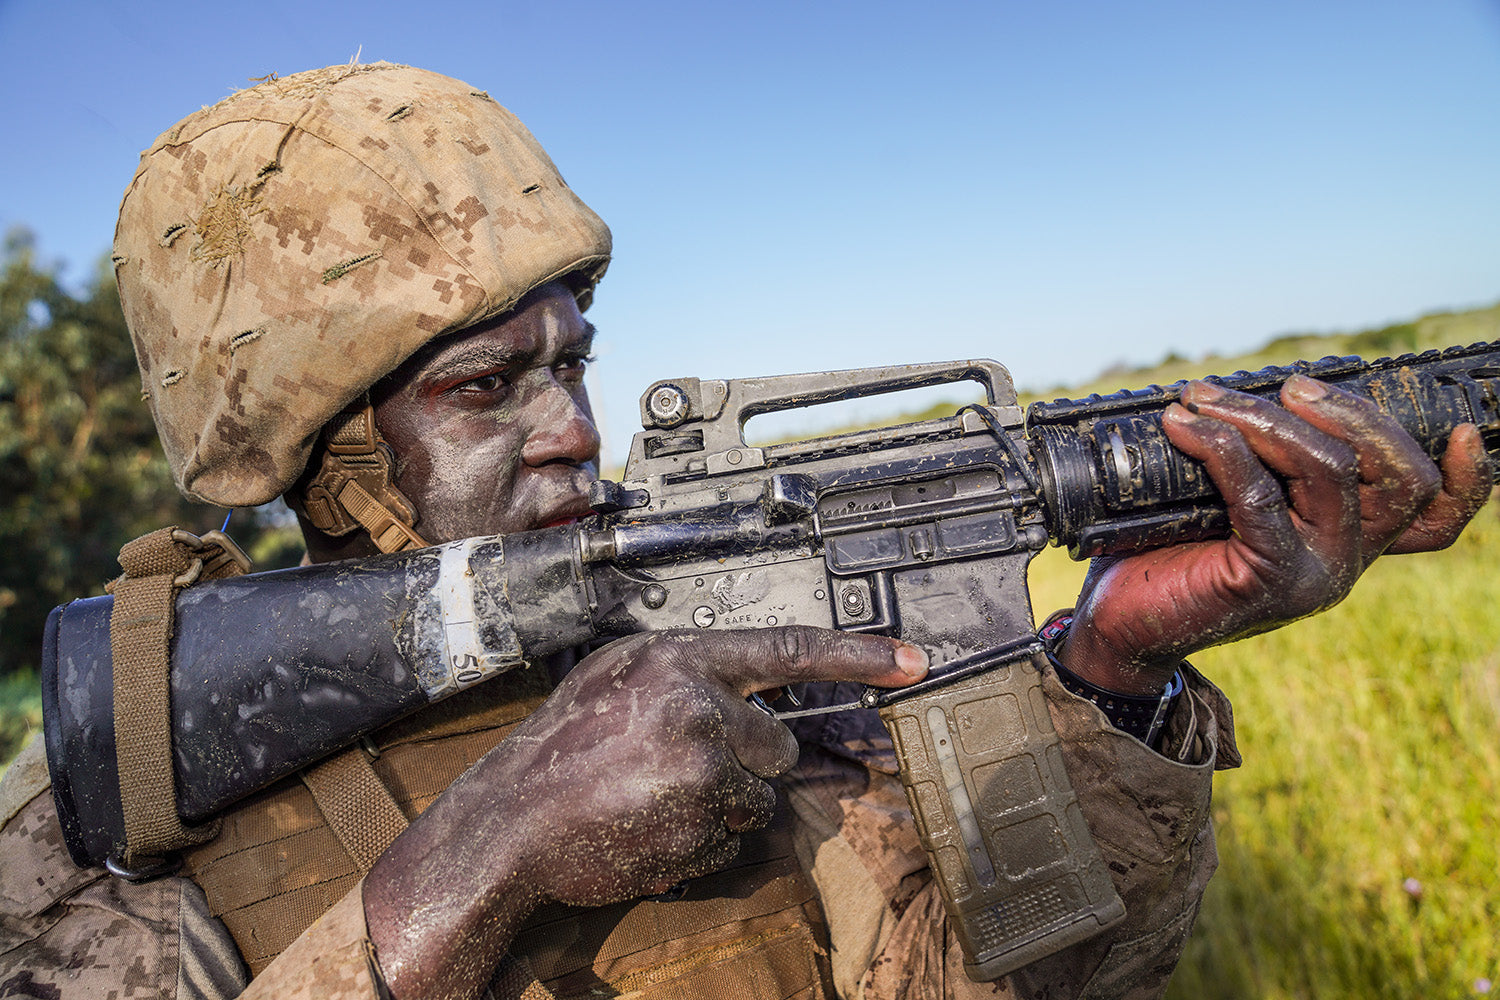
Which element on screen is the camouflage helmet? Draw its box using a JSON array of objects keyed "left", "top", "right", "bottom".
[{"left": 113, "top": 62, "right": 612, "bottom": 508}]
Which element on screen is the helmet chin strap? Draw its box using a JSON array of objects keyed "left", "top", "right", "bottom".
[{"left": 292, "top": 397, "right": 430, "bottom": 553}]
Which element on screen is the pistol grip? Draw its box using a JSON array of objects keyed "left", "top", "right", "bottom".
[{"left": 878, "top": 652, "right": 1124, "bottom": 981}]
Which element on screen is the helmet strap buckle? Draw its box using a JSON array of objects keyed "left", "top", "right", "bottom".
[{"left": 291, "top": 398, "right": 430, "bottom": 553}]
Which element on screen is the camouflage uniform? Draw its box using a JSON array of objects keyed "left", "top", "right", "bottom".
[{"left": 0, "top": 663, "right": 1236, "bottom": 999}]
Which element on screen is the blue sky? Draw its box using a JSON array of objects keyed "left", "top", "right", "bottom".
[{"left": 2, "top": 0, "right": 1497, "bottom": 465}]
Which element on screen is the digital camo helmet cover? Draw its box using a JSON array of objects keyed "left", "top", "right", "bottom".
[{"left": 114, "top": 62, "right": 612, "bottom": 507}]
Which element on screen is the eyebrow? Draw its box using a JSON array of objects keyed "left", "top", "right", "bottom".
[
  {"left": 417, "top": 321, "right": 598, "bottom": 384},
  {"left": 418, "top": 345, "right": 521, "bottom": 383}
]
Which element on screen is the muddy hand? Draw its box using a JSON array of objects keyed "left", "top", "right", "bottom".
[
  {"left": 1276, "top": 376, "right": 1491, "bottom": 555},
  {"left": 1059, "top": 377, "right": 1490, "bottom": 695},
  {"left": 363, "top": 626, "right": 926, "bottom": 1000}
]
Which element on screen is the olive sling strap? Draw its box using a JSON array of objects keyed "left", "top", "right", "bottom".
[
  {"left": 298, "top": 746, "right": 409, "bottom": 872},
  {"left": 105, "top": 526, "right": 414, "bottom": 880}
]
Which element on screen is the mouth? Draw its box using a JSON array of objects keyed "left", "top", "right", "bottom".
[{"left": 534, "top": 498, "right": 594, "bottom": 531}]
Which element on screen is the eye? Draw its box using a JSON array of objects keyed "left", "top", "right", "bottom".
[
  {"left": 556, "top": 353, "right": 595, "bottom": 384},
  {"left": 456, "top": 372, "right": 507, "bottom": 394}
]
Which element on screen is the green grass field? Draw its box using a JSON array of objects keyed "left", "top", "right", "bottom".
[{"left": 1029, "top": 506, "right": 1500, "bottom": 1000}]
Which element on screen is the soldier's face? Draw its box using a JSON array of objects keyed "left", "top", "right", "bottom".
[{"left": 372, "top": 281, "right": 600, "bottom": 543}]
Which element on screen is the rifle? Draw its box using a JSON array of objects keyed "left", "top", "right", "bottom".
[{"left": 43, "top": 341, "right": 1500, "bottom": 981}]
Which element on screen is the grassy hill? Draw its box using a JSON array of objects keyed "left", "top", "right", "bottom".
[
  {"left": 1028, "top": 300, "right": 1500, "bottom": 406},
  {"left": 1166, "top": 515, "right": 1498, "bottom": 999},
  {"left": 1027, "top": 500, "right": 1499, "bottom": 1000}
]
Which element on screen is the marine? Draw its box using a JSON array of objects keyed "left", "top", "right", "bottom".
[{"left": 0, "top": 62, "right": 1489, "bottom": 999}]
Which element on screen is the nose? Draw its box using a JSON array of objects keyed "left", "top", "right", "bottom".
[{"left": 520, "top": 383, "right": 601, "bottom": 468}]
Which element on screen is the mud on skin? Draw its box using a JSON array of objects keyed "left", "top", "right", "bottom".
[{"left": 371, "top": 282, "right": 601, "bottom": 547}]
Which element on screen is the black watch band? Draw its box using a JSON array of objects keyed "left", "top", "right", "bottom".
[{"left": 1039, "top": 616, "right": 1183, "bottom": 747}]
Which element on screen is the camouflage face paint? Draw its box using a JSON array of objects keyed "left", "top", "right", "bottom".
[{"left": 371, "top": 282, "right": 600, "bottom": 544}]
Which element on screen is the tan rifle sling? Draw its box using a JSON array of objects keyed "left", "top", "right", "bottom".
[
  {"left": 107, "top": 526, "right": 251, "bottom": 872},
  {"left": 291, "top": 394, "right": 433, "bottom": 919}
]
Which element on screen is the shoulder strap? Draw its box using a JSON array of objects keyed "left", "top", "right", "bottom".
[{"left": 299, "top": 746, "right": 409, "bottom": 872}]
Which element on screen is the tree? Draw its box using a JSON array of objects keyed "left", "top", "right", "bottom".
[{"left": 0, "top": 229, "right": 217, "bottom": 675}]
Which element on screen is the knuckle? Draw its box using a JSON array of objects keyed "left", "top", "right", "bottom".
[
  {"left": 666, "top": 746, "right": 728, "bottom": 795},
  {"left": 1308, "top": 437, "right": 1357, "bottom": 481},
  {"left": 652, "top": 628, "right": 697, "bottom": 660},
  {"left": 1279, "top": 582, "right": 1324, "bottom": 619},
  {"left": 1284, "top": 560, "right": 1351, "bottom": 615},
  {"left": 660, "top": 686, "right": 726, "bottom": 734},
  {"left": 642, "top": 629, "right": 716, "bottom": 678},
  {"left": 1329, "top": 439, "right": 1358, "bottom": 475},
  {"left": 1238, "top": 477, "right": 1289, "bottom": 515},
  {"left": 771, "top": 626, "right": 819, "bottom": 673}
]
